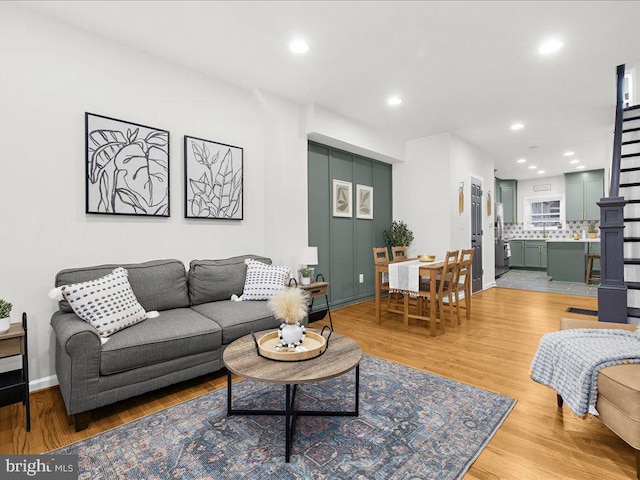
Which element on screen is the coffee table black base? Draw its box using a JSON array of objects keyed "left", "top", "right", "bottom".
[{"left": 226, "top": 365, "right": 360, "bottom": 462}]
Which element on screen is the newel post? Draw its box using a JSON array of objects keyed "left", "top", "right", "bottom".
[{"left": 597, "top": 196, "right": 627, "bottom": 323}]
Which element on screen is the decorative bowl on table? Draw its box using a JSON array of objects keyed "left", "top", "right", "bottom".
[{"left": 418, "top": 254, "right": 436, "bottom": 262}]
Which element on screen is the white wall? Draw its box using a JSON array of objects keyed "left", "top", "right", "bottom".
[
  {"left": 0, "top": 4, "right": 308, "bottom": 383},
  {"left": 394, "top": 133, "right": 452, "bottom": 258},
  {"left": 449, "top": 134, "right": 496, "bottom": 287}
]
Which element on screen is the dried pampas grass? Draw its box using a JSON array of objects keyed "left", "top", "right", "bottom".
[{"left": 268, "top": 287, "right": 309, "bottom": 325}]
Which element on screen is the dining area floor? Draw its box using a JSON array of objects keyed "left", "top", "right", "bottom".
[{"left": 495, "top": 269, "right": 598, "bottom": 297}]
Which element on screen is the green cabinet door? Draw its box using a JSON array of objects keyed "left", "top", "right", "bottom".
[
  {"left": 584, "top": 178, "right": 604, "bottom": 221},
  {"left": 498, "top": 179, "right": 517, "bottom": 223},
  {"left": 564, "top": 170, "right": 604, "bottom": 221},
  {"left": 509, "top": 240, "right": 525, "bottom": 267},
  {"left": 565, "top": 180, "right": 584, "bottom": 221},
  {"left": 524, "top": 241, "right": 546, "bottom": 268}
]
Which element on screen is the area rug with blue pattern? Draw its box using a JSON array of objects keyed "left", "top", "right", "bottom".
[{"left": 53, "top": 355, "right": 515, "bottom": 479}]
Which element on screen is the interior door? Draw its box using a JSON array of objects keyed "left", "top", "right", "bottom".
[{"left": 471, "top": 177, "right": 483, "bottom": 292}]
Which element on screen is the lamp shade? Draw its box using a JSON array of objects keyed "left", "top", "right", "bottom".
[{"left": 299, "top": 247, "right": 318, "bottom": 266}]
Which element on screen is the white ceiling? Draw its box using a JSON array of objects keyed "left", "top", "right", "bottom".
[{"left": 20, "top": 1, "right": 640, "bottom": 180}]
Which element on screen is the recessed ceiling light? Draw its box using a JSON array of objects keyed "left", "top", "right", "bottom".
[
  {"left": 510, "top": 123, "right": 524, "bottom": 131},
  {"left": 538, "top": 38, "right": 563, "bottom": 55},
  {"left": 563, "top": 151, "right": 575, "bottom": 157},
  {"left": 576, "top": 165, "right": 586, "bottom": 170},
  {"left": 517, "top": 158, "right": 527, "bottom": 163},
  {"left": 528, "top": 165, "right": 537, "bottom": 170},
  {"left": 570, "top": 159, "right": 579, "bottom": 164},
  {"left": 537, "top": 170, "right": 546, "bottom": 174},
  {"left": 289, "top": 38, "right": 309, "bottom": 54},
  {"left": 387, "top": 96, "right": 402, "bottom": 106}
]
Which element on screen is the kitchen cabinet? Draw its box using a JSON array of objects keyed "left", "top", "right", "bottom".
[
  {"left": 509, "top": 240, "right": 525, "bottom": 267},
  {"left": 524, "top": 240, "right": 547, "bottom": 269},
  {"left": 497, "top": 179, "right": 517, "bottom": 223},
  {"left": 565, "top": 169, "right": 604, "bottom": 221}
]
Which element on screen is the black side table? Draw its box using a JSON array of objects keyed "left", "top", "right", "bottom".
[
  {"left": 0, "top": 312, "right": 30, "bottom": 431},
  {"left": 297, "top": 275, "right": 333, "bottom": 331}
]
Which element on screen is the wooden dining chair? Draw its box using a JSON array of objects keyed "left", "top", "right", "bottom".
[
  {"left": 391, "top": 246, "right": 407, "bottom": 261},
  {"left": 453, "top": 248, "right": 474, "bottom": 324},
  {"left": 373, "top": 247, "right": 400, "bottom": 313},
  {"left": 405, "top": 250, "right": 459, "bottom": 332}
]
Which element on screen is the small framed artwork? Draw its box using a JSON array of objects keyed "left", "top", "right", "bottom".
[
  {"left": 332, "top": 179, "right": 352, "bottom": 217},
  {"left": 356, "top": 184, "right": 373, "bottom": 219},
  {"left": 184, "top": 135, "right": 243, "bottom": 220},
  {"left": 85, "top": 112, "right": 170, "bottom": 216}
]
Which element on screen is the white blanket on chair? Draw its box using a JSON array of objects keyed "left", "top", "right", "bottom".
[
  {"left": 388, "top": 260, "right": 421, "bottom": 295},
  {"left": 530, "top": 328, "right": 640, "bottom": 417}
]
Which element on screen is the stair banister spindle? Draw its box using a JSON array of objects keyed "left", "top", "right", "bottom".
[{"left": 610, "top": 64, "right": 625, "bottom": 197}]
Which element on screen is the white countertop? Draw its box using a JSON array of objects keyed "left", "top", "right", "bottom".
[{"left": 505, "top": 238, "right": 600, "bottom": 243}]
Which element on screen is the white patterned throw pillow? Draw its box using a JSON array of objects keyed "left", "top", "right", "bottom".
[
  {"left": 49, "top": 267, "right": 158, "bottom": 338},
  {"left": 240, "top": 259, "right": 290, "bottom": 301}
]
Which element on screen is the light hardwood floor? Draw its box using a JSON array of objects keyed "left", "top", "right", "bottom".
[{"left": 0, "top": 287, "right": 634, "bottom": 479}]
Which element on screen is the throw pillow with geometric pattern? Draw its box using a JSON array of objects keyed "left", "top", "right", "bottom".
[
  {"left": 240, "top": 259, "right": 290, "bottom": 301},
  {"left": 52, "top": 267, "right": 157, "bottom": 338}
]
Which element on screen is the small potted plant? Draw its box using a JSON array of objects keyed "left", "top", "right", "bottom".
[
  {"left": 298, "top": 267, "right": 312, "bottom": 286},
  {"left": 0, "top": 299, "right": 12, "bottom": 334},
  {"left": 587, "top": 222, "right": 598, "bottom": 239}
]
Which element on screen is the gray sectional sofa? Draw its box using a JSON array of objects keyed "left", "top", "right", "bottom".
[{"left": 51, "top": 255, "right": 287, "bottom": 431}]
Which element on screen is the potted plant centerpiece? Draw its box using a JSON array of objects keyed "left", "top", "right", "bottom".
[
  {"left": 587, "top": 222, "right": 598, "bottom": 239},
  {"left": 0, "top": 299, "right": 12, "bottom": 334},
  {"left": 383, "top": 220, "right": 415, "bottom": 252},
  {"left": 268, "top": 287, "right": 309, "bottom": 349}
]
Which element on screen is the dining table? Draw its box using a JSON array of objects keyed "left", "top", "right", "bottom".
[{"left": 374, "top": 257, "right": 445, "bottom": 337}]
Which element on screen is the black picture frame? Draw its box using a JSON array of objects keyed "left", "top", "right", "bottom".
[
  {"left": 184, "top": 135, "right": 244, "bottom": 220},
  {"left": 85, "top": 112, "right": 170, "bottom": 217}
]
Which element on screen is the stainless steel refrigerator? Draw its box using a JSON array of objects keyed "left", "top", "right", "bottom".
[{"left": 495, "top": 202, "right": 510, "bottom": 277}]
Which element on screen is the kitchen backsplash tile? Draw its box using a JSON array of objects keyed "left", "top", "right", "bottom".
[{"left": 503, "top": 220, "right": 599, "bottom": 239}]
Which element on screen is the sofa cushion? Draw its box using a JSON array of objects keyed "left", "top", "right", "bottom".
[
  {"left": 100, "top": 308, "right": 222, "bottom": 375},
  {"left": 188, "top": 255, "right": 271, "bottom": 305},
  {"left": 191, "top": 300, "right": 279, "bottom": 344},
  {"left": 240, "top": 259, "right": 290, "bottom": 301},
  {"left": 59, "top": 267, "right": 149, "bottom": 338},
  {"left": 56, "top": 259, "right": 189, "bottom": 313}
]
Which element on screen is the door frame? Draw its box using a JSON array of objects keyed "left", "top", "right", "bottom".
[{"left": 470, "top": 174, "right": 484, "bottom": 292}]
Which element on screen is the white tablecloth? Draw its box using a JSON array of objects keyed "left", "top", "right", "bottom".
[{"left": 388, "top": 260, "right": 422, "bottom": 295}]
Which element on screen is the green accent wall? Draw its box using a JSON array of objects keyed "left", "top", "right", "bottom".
[{"left": 308, "top": 141, "right": 393, "bottom": 308}]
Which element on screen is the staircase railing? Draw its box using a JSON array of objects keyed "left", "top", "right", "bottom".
[{"left": 597, "top": 64, "right": 627, "bottom": 323}]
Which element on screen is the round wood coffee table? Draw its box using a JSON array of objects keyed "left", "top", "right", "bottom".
[{"left": 223, "top": 329, "right": 362, "bottom": 462}]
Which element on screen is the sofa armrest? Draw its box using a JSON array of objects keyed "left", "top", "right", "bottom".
[
  {"left": 51, "top": 311, "right": 101, "bottom": 355},
  {"left": 560, "top": 317, "right": 637, "bottom": 332}
]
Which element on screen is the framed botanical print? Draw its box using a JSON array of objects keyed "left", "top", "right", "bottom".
[
  {"left": 356, "top": 184, "right": 373, "bottom": 219},
  {"left": 332, "top": 179, "right": 352, "bottom": 218},
  {"left": 85, "top": 113, "right": 169, "bottom": 216},
  {"left": 184, "top": 135, "right": 243, "bottom": 220}
]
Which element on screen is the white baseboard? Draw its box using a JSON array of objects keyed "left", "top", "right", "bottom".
[
  {"left": 484, "top": 281, "right": 497, "bottom": 290},
  {"left": 30, "top": 374, "right": 58, "bottom": 391}
]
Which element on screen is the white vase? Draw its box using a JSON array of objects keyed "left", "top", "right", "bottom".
[
  {"left": 301, "top": 277, "right": 311, "bottom": 286},
  {"left": 0, "top": 316, "right": 10, "bottom": 334},
  {"left": 279, "top": 322, "right": 305, "bottom": 347}
]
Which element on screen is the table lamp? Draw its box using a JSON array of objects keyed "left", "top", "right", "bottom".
[{"left": 299, "top": 247, "right": 318, "bottom": 284}]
